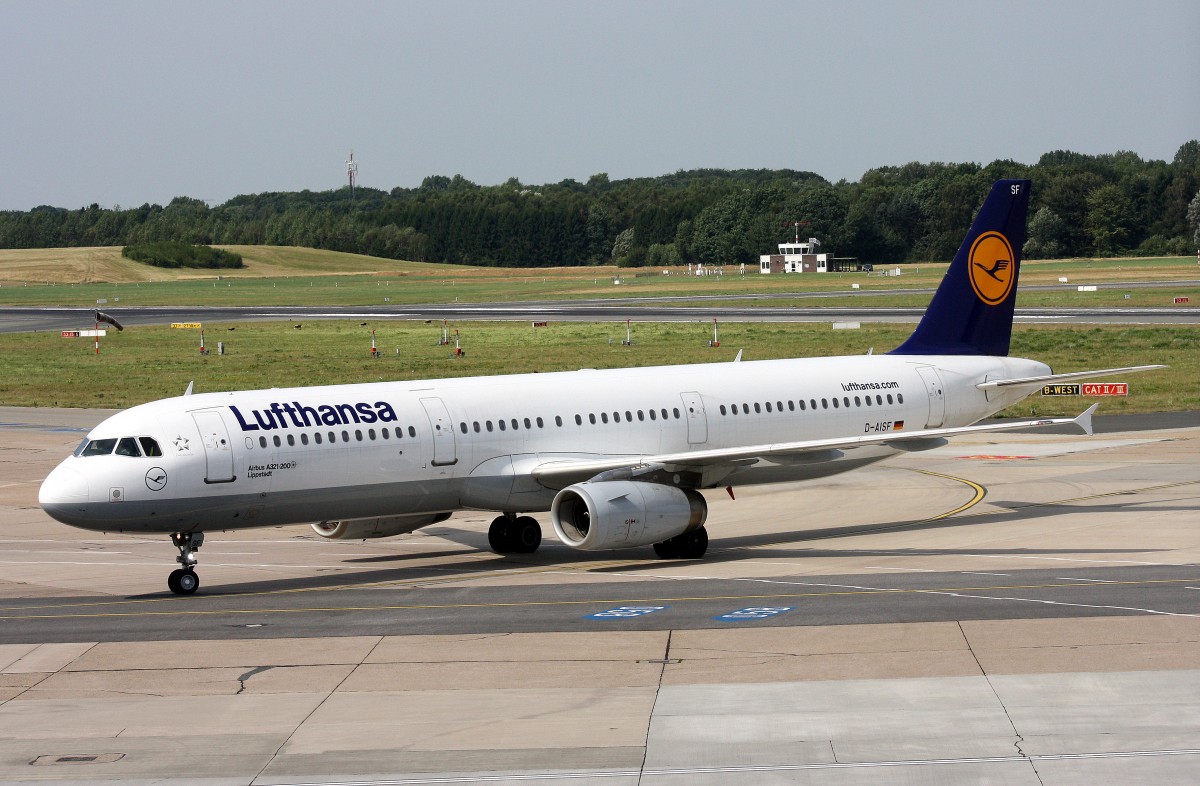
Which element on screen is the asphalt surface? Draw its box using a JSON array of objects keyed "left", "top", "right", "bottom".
[{"left": 2, "top": 294, "right": 1200, "bottom": 334}]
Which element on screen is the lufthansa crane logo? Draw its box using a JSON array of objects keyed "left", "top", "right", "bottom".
[
  {"left": 968, "top": 231, "right": 1015, "bottom": 306},
  {"left": 145, "top": 467, "right": 168, "bottom": 492}
]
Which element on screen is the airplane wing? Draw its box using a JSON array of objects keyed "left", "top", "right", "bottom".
[{"left": 530, "top": 405, "right": 1099, "bottom": 489}]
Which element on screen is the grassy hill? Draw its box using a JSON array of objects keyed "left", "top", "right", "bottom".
[{"left": 0, "top": 245, "right": 469, "bottom": 285}]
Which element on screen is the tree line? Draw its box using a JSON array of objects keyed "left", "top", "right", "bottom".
[{"left": 3, "top": 142, "right": 1198, "bottom": 267}]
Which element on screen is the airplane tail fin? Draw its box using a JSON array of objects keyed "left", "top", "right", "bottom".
[{"left": 889, "top": 179, "right": 1031, "bottom": 357}]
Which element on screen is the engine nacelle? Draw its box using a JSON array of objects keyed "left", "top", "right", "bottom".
[
  {"left": 551, "top": 481, "right": 707, "bottom": 551},
  {"left": 310, "top": 512, "right": 451, "bottom": 540}
]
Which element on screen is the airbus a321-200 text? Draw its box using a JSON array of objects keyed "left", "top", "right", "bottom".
[{"left": 40, "top": 180, "right": 1163, "bottom": 594}]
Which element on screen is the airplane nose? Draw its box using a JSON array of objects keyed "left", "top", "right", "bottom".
[{"left": 39, "top": 465, "right": 90, "bottom": 523}]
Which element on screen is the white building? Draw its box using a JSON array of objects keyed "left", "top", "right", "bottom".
[{"left": 759, "top": 237, "right": 828, "bottom": 274}]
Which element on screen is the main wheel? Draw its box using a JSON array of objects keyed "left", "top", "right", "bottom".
[
  {"left": 488, "top": 515, "right": 512, "bottom": 553},
  {"left": 167, "top": 568, "right": 183, "bottom": 594},
  {"left": 653, "top": 540, "right": 679, "bottom": 559},
  {"left": 511, "top": 516, "right": 542, "bottom": 553},
  {"left": 675, "top": 527, "right": 708, "bottom": 559}
]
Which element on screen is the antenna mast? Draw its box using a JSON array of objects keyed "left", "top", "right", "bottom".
[{"left": 346, "top": 150, "right": 358, "bottom": 198}]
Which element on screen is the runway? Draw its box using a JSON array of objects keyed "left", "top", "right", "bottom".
[
  {"left": 1, "top": 407, "right": 1198, "bottom": 783},
  {"left": 2, "top": 297, "right": 1199, "bottom": 334}
]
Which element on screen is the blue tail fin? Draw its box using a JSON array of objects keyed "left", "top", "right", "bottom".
[{"left": 889, "top": 179, "right": 1031, "bottom": 356}]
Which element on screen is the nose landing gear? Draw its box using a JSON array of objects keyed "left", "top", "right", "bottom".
[{"left": 168, "top": 532, "right": 204, "bottom": 595}]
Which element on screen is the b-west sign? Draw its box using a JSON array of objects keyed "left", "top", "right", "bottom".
[
  {"left": 1041, "top": 383, "right": 1080, "bottom": 396},
  {"left": 1041, "top": 382, "right": 1128, "bottom": 397}
]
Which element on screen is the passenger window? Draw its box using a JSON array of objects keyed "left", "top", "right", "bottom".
[
  {"left": 613, "top": 412, "right": 620, "bottom": 423},
  {"left": 821, "top": 399, "right": 828, "bottom": 409},
  {"left": 810, "top": 399, "right": 817, "bottom": 410},
  {"left": 589, "top": 414, "right": 597, "bottom": 424},
  {"left": 474, "top": 421, "right": 481, "bottom": 433},
  {"left": 536, "top": 417, "right": 544, "bottom": 428},
  {"left": 378, "top": 429, "right": 386, "bottom": 440},
  {"left": 898, "top": 394, "right": 904, "bottom": 404},
  {"left": 355, "top": 430, "right": 363, "bottom": 441},
  {"left": 777, "top": 401, "right": 784, "bottom": 411},
  {"left": 660, "top": 409, "right": 668, "bottom": 419},
  {"left": 511, "top": 419, "right": 518, "bottom": 430},
  {"left": 524, "top": 418, "right": 532, "bottom": 429},
  {"left": 408, "top": 426, "right": 416, "bottom": 438},
  {"left": 330, "top": 432, "right": 337, "bottom": 443},
  {"left": 273, "top": 435, "right": 282, "bottom": 447},
  {"left": 765, "top": 403, "right": 772, "bottom": 413},
  {"left": 625, "top": 410, "right": 632, "bottom": 421},
  {"left": 115, "top": 437, "right": 141, "bottom": 457},
  {"left": 499, "top": 420, "right": 506, "bottom": 431},
  {"left": 798, "top": 400, "right": 806, "bottom": 411},
  {"left": 316, "top": 432, "right": 324, "bottom": 444},
  {"left": 555, "top": 416, "right": 563, "bottom": 427},
  {"left": 287, "top": 434, "right": 296, "bottom": 446},
  {"left": 460, "top": 423, "right": 468, "bottom": 434},
  {"left": 637, "top": 411, "right": 644, "bottom": 421},
  {"left": 301, "top": 433, "right": 309, "bottom": 445},
  {"left": 139, "top": 437, "right": 163, "bottom": 457},
  {"left": 854, "top": 396, "right": 861, "bottom": 407},
  {"left": 574, "top": 415, "right": 581, "bottom": 426},
  {"left": 259, "top": 436, "right": 268, "bottom": 448},
  {"left": 673, "top": 408, "right": 680, "bottom": 419},
  {"left": 720, "top": 405, "right": 727, "bottom": 415},
  {"left": 395, "top": 427, "right": 404, "bottom": 439},
  {"left": 601, "top": 413, "right": 609, "bottom": 424},
  {"left": 754, "top": 403, "right": 762, "bottom": 414},
  {"left": 649, "top": 409, "right": 657, "bottom": 420},
  {"left": 886, "top": 394, "right": 893, "bottom": 405},
  {"left": 832, "top": 398, "right": 839, "bottom": 409},
  {"left": 368, "top": 429, "right": 376, "bottom": 440},
  {"left": 342, "top": 430, "right": 349, "bottom": 442},
  {"left": 843, "top": 397, "right": 850, "bottom": 408}
]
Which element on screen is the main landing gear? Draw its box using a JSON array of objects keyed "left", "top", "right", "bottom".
[
  {"left": 168, "top": 531, "right": 204, "bottom": 595},
  {"left": 488, "top": 513, "right": 542, "bottom": 554},
  {"left": 653, "top": 527, "right": 709, "bottom": 559}
]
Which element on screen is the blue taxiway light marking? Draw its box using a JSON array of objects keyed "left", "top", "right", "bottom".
[
  {"left": 716, "top": 606, "right": 793, "bottom": 622},
  {"left": 586, "top": 605, "right": 667, "bottom": 620}
]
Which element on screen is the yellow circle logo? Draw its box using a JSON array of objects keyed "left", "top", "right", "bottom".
[{"left": 968, "top": 231, "right": 1015, "bottom": 306}]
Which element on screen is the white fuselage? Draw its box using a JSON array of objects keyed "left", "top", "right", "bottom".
[{"left": 39, "top": 353, "right": 1049, "bottom": 535}]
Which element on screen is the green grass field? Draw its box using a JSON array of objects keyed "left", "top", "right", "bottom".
[
  {"left": 0, "top": 246, "right": 1196, "bottom": 309},
  {"left": 2, "top": 320, "right": 1195, "bottom": 416}
]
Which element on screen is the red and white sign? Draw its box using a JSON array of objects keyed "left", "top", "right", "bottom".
[
  {"left": 1082, "top": 382, "right": 1128, "bottom": 396},
  {"left": 60, "top": 330, "right": 106, "bottom": 337}
]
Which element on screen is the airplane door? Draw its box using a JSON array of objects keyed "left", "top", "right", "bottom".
[
  {"left": 680, "top": 391, "right": 708, "bottom": 444},
  {"left": 192, "top": 409, "right": 236, "bottom": 483},
  {"left": 420, "top": 397, "right": 458, "bottom": 467},
  {"left": 915, "top": 366, "right": 945, "bottom": 428}
]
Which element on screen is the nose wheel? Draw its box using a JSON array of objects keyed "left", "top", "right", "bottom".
[{"left": 168, "top": 532, "right": 204, "bottom": 595}]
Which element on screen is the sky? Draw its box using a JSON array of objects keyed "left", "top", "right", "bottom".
[{"left": 1, "top": 0, "right": 1197, "bottom": 211}]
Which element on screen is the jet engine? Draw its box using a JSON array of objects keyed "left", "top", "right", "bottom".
[
  {"left": 310, "top": 512, "right": 452, "bottom": 540},
  {"left": 550, "top": 481, "right": 707, "bottom": 551}
]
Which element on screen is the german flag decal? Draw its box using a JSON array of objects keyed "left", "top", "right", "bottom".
[{"left": 893, "top": 420, "right": 905, "bottom": 430}]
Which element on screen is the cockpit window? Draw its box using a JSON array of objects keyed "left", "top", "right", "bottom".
[
  {"left": 115, "top": 437, "right": 142, "bottom": 457},
  {"left": 139, "top": 437, "right": 163, "bottom": 457},
  {"left": 81, "top": 438, "right": 118, "bottom": 457},
  {"left": 73, "top": 439, "right": 89, "bottom": 457}
]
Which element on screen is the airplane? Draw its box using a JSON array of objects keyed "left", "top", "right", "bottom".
[{"left": 39, "top": 179, "right": 1164, "bottom": 595}]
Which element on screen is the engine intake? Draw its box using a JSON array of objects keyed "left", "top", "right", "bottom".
[
  {"left": 550, "top": 481, "right": 707, "bottom": 551},
  {"left": 310, "top": 512, "right": 451, "bottom": 540}
]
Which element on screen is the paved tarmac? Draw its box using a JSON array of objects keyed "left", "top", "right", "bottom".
[
  {"left": 2, "top": 298, "right": 1200, "bottom": 334},
  {"left": 0, "top": 407, "right": 1198, "bottom": 784}
]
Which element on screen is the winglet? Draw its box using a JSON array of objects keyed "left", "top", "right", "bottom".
[
  {"left": 1074, "top": 403, "right": 1099, "bottom": 436},
  {"left": 733, "top": 349, "right": 743, "bottom": 363}
]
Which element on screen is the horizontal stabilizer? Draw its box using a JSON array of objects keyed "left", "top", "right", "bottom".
[{"left": 976, "top": 364, "right": 1167, "bottom": 391}]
